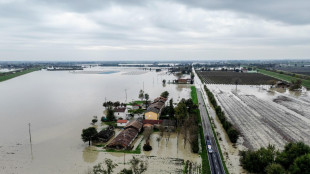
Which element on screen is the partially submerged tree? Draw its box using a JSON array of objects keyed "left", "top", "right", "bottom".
[
  {"left": 92, "top": 116, "right": 98, "bottom": 124},
  {"left": 160, "top": 91, "right": 169, "bottom": 98},
  {"left": 138, "top": 90, "right": 144, "bottom": 102},
  {"left": 91, "top": 158, "right": 118, "bottom": 174},
  {"left": 106, "top": 108, "right": 115, "bottom": 121},
  {"left": 129, "top": 156, "right": 148, "bottom": 174},
  {"left": 143, "top": 127, "right": 153, "bottom": 151},
  {"left": 81, "top": 127, "right": 98, "bottom": 146},
  {"left": 144, "top": 93, "right": 149, "bottom": 108}
]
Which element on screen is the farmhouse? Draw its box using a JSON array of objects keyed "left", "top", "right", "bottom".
[
  {"left": 117, "top": 120, "right": 129, "bottom": 127},
  {"left": 107, "top": 120, "right": 143, "bottom": 149},
  {"left": 114, "top": 107, "right": 129, "bottom": 120},
  {"left": 144, "top": 97, "right": 167, "bottom": 120},
  {"left": 275, "top": 81, "right": 290, "bottom": 88}
]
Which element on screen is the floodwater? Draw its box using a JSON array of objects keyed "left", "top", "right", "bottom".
[{"left": 0, "top": 66, "right": 193, "bottom": 174}]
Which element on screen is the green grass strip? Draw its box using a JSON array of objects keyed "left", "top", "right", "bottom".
[
  {"left": 0, "top": 67, "right": 41, "bottom": 82},
  {"left": 191, "top": 86, "right": 198, "bottom": 105},
  {"left": 258, "top": 69, "right": 310, "bottom": 89},
  {"left": 191, "top": 86, "right": 211, "bottom": 174}
]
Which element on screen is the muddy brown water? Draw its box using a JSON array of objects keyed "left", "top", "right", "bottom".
[{"left": 0, "top": 67, "right": 196, "bottom": 174}]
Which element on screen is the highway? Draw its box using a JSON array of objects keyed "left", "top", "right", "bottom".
[
  {"left": 193, "top": 68, "right": 225, "bottom": 174},
  {"left": 197, "top": 88, "right": 225, "bottom": 174}
]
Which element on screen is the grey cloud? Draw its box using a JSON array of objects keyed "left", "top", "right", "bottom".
[{"left": 173, "top": 0, "right": 310, "bottom": 25}]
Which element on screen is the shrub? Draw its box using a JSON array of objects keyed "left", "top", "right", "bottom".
[{"left": 143, "top": 143, "right": 152, "bottom": 151}]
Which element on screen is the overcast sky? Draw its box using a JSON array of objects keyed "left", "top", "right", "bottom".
[{"left": 0, "top": 0, "right": 310, "bottom": 61}]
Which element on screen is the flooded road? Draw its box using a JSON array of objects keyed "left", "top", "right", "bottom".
[{"left": 0, "top": 67, "right": 193, "bottom": 174}]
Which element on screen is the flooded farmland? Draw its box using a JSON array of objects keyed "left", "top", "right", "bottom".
[
  {"left": 205, "top": 84, "right": 310, "bottom": 174},
  {"left": 0, "top": 67, "right": 199, "bottom": 174},
  {"left": 207, "top": 84, "right": 310, "bottom": 150}
]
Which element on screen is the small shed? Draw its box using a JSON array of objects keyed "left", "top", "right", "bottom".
[
  {"left": 96, "top": 126, "right": 115, "bottom": 142},
  {"left": 117, "top": 120, "right": 129, "bottom": 127}
]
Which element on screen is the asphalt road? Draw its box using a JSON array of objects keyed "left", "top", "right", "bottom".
[{"left": 197, "top": 88, "right": 226, "bottom": 174}]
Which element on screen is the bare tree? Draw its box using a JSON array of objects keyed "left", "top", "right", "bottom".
[{"left": 130, "top": 156, "right": 148, "bottom": 174}]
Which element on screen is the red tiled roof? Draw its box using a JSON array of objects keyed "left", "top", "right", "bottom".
[
  {"left": 117, "top": 120, "right": 129, "bottom": 123},
  {"left": 143, "top": 120, "right": 163, "bottom": 125},
  {"left": 114, "top": 107, "right": 126, "bottom": 112}
]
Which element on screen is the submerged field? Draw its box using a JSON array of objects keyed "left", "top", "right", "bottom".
[
  {"left": 0, "top": 66, "right": 195, "bottom": 174},
  {"left": 198, "top": 71, "right": 277, "bottom": 85},
  {"left": 207, "top": 85, "right": 310, "bottom": 151}
]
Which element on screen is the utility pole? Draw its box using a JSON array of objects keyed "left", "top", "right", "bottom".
[
  {"left": 125, "top": 89, "right": 127, "bottom": 102},
  {"left": 28, "top": 123, "right": 32, "bottom": 143}
]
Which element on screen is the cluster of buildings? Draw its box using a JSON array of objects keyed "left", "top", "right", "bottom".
[{"left": 104, "top": 95, "right": 176, "bottom": 150}]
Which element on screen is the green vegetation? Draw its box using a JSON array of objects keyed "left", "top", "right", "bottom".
[
  {"left": 190, "top": 86, "right": 211, "bottom": 174},
  {"left": 160, "top": 91, "right": 169, "bottom": 98},
  {"left": 127, "top": 100, "right": 144, "bottom": 105},
  {"left": 190, "top": 86, "right": 198, "bottom": 104},
  {"left": 0, "top": 67, "right": 40, "bottom": 82},
  {"left": 103, "top": 139, "right": 143, "bottom": 154},
  {"left": 204, "top": 85, "right": 239, "bottom": 143},
  {"left": 81, "top": 127, "right": 98, "bottom": 146},
  {"left": 258, "top": 69, "right": 310, "bottom": 89},
  {"left": 240, "top": 142, "right": 310, "bottom": 174},
  {"left": 198, "top": 92, "right": 229, "bottom": 174}
]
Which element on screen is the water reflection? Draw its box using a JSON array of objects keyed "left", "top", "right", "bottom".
[{"left": 82, "top": 146, "right": 99, "bottom": 163}]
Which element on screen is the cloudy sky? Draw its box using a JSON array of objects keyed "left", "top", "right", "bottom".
[{"left": 0, "top": 0, "right": 310, "bottom": 61}]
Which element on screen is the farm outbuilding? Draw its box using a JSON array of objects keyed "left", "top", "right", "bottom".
[
  {"left": 107, "top": 120, "right": 143, "bottom": 150},
  {"left": 95, "top": 126, "right": 115, "bottom": 142},
  {"left": 144, "top": 97, "right": 167, "bottom": 120}
]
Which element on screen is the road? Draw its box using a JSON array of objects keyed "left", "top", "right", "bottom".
[
  {"left": 193, "top": 68, "right": 225, "bottom": 174},
  {"left": 197, "top": 88, "right": 225, "bottom": 174}
]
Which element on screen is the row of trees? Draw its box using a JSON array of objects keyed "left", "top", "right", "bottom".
[
  {"left": 204, "top": 85, "right": 240, "bottom": 143},
  {"left": 103, "top": 101, "right": 127, "bottom": 108},
  {"left": 240, "top": 142, "right": 310, "bottom": 174},
  {"left": 88, "top": 156, "right": 148, "bottom": 174},
  {"left": 174, "top": 98, "right": 199, "bottom": 153}
]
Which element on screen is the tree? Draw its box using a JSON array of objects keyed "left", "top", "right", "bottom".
[
  {"left": 139, "top": 90, "right": 144, "bottom": 101},
  {"left": 160, "top": 91, "right": 169, "bottom": 98},
  {"left": 240, "top": 145, "right": 276, "bottom": 173},
  {"left": 91, "top": 158, "right": 118, "bottom": 174},
  {"left": 129, "top": 156, "right": 148, "bottom": 174},
  {"left": 162, "top": 79, "right": 166, "bottom": 85},
  {"left": 227, "top": 127, "right": 239, "bottom": 143},
  {"left": 81, "top": 127, "right": 98, "bottom": 146},
  {"left": 290, "top": 153, "right": 310, "bottom": 174},
  {"left": 174, "top": 102, "right": 188, "bottom": 127},
  {"left": 232, "top": 78, "right": 241, "bottom": 91},
  {"left": 156, "top": 136, "right": 161, "bottom": 147},
  {"left": 290, "top": 79, "right": 302, "bottom": 90},
  {"left": 144, "top": 93, "right": 149, "bottom": 108},
  {"left": 113, "top": 101, "right": 120, "bottom": 108},
  {"left": 168, "top": 99, "right": 174, "bottom": 117},
  {"left": 106, "top": 108, "right": 115, "bottom": 121},
  {"left": 92, "top": 116, "right": 98, "bottom": 124},
  {"left": 276, "top": 142, "right": 310, "bottom": 169},
  {"left": 119, "top": 168, "right": 133, "bottom": 174},
  {"left": 190, "top": 72, "right": 195, "bottom": 80},
  {"left": 265, "top": 163, "right": 286, "bottom": 174},
  {"left": 105, "top": 158, "right": 118, "bottom": 174}
]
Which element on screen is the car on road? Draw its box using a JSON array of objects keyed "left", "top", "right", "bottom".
[{"left": 206, "top": 139, "right": 213, "bottom": 153}]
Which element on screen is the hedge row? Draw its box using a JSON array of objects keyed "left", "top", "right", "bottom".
[{"left": 204, "top": 85, "right": 240, "bottom": 143}]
